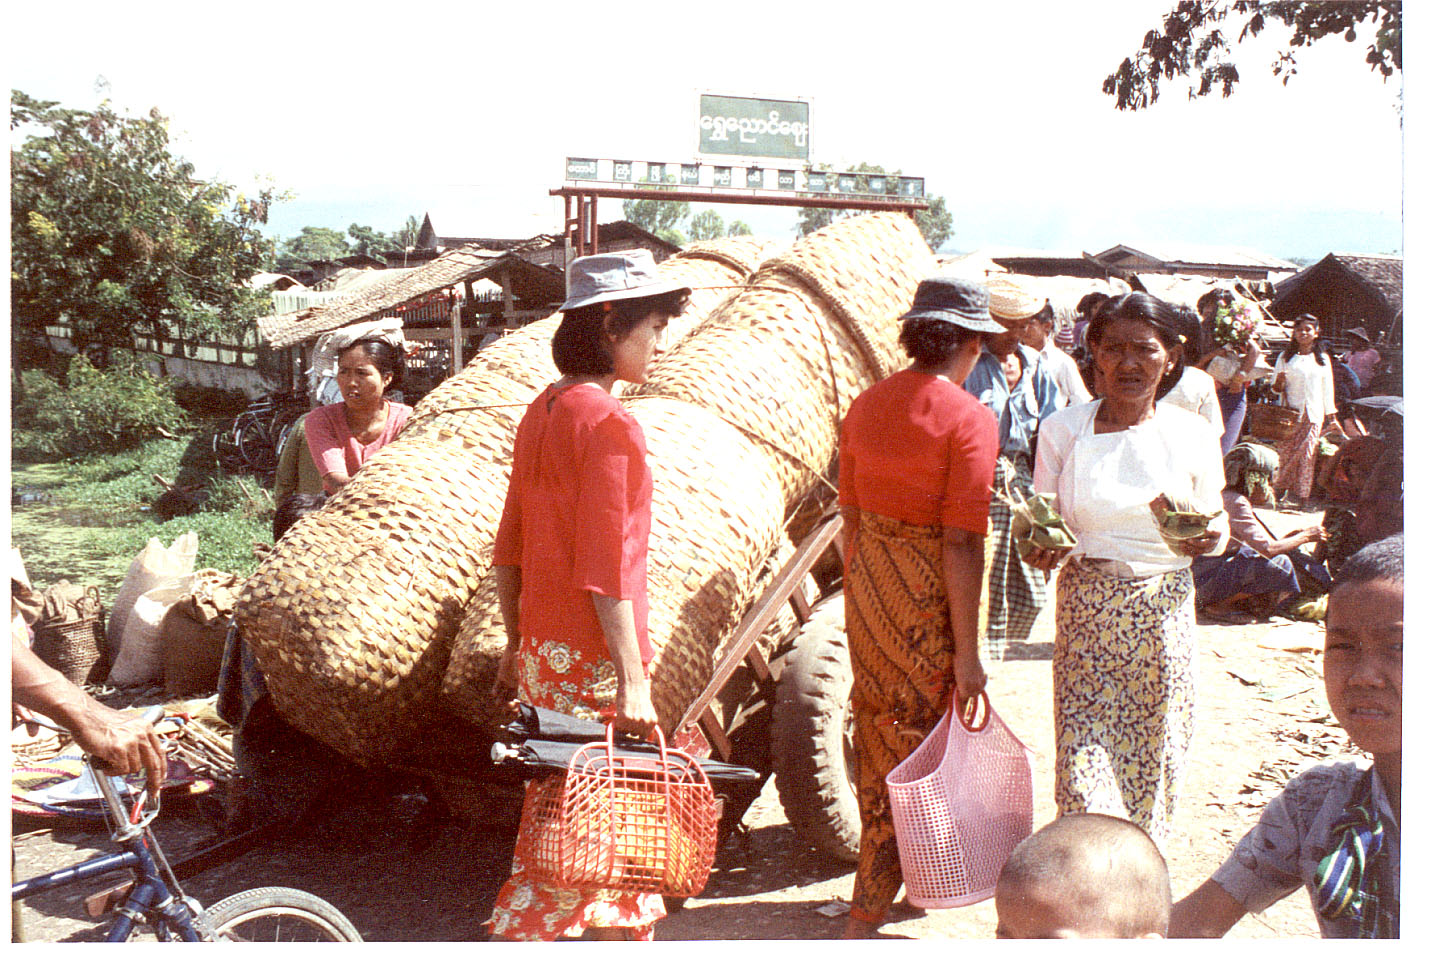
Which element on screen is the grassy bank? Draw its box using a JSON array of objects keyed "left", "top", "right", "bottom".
[{"left": 10, "top": 436, "right": 272, "bottom": 602}]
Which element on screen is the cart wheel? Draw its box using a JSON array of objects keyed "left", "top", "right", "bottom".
[{"left": 771, "top": 592, "right": 859, "bottom": 863}]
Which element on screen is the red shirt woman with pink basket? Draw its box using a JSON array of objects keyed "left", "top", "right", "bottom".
[
  {"left": 487, "top": 251, "right": 689, "bottom": 942},
  {"left": 837, "top": 277, "right": 1000, "bottom": 938}
]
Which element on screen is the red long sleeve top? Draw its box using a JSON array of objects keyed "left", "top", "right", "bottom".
[{"left": 494, "top": 382, "right": 654, "bottom": 663}]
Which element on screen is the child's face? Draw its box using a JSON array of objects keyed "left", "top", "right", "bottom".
[{"left": 1324, "top": 578, "right": 1403, "bottom": 758}]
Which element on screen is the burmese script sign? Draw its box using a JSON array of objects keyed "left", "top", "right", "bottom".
[{"left": 697, "top": 94, "right": 810, "bottom": 163}]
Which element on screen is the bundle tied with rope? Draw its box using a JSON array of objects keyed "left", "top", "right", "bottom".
[
  {"left": 444, "top": 213, "right": 935, "bottom": 730},
  {"left": 232, "top": 238, "right": 772, "bottom": 767}
]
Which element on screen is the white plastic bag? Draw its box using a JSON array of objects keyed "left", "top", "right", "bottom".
[
  {"left": 106, "top": 532, "right": 198, "bottom": 653},
  {"left": 108, "top": 580, "right": 194, "bottom": 687}
]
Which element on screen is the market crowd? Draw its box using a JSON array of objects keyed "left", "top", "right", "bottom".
[
  {"left": 13, "top": 255, "right": 1400, "bottom": 942},
  {"left": 836, "top": 272, "right": 1401, "bottom": 939}
]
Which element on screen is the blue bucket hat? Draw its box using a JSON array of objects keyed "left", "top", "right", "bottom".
[
  {"left": 899, "top": 277, "right": 1006, "bottom": 333},
  {"left": 561, "top": 249, "right": 692, "bottom": 312}
]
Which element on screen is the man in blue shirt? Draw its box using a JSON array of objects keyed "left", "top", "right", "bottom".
[{"left": 964, "top": 276, "right": 1061, "bottom": 659}]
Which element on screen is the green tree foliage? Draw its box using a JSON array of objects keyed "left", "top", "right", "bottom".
[
  {"left": 795, "top": 162, "right": 953, "bottom": 251},
  {"left": 727, "top": 220, "right": 753, "bottom": 237},
  {"left": 347, "top": 223, "right": 394, "bottom": 259},
  {"left": 20, "top": 354, "right": 190, "bottom": 457},
  {"left": 10, "top": 90, "right": 275, "bottom": 361},
  {"left": 623, "top": 196, "right": 690, "bottom": 246},
  {"left": 392, "top": 214, "right": 422, "bottom": 249},
  {"left": 1103, "top": 1, "right": 1401, "bottom": 111},
  {"left": 915, "top": 195, "right": 954, "bottom": 253},
  {"left": 273, "top": 226, "right": 350, "bottom": 274},
  {"left": 687, "top": 209, "right": 726, "bottom": 242}
]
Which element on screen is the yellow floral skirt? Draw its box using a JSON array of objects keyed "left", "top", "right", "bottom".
[{"left": 1052, "top": 561, "right": 1196, "bottom": 846}]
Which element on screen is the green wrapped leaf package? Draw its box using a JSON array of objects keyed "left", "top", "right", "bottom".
[
  {"left": 1148, "top": 493, "right": 1222, "bottom": 552},
  {"left": 1010, "top": 492, "right": 1077, "bottom": 553}
]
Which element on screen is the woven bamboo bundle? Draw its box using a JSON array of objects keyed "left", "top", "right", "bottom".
[
  {"left": 441, "top": 214, "right": 936, "bottom": 729},
  {"left": 233, "top": 239, "right": 771, "bottom": 766},
  {"left": 441, "top": 397, "right": 802, "bottom": 726},
  {"left": 409, "top": 237, "right": 776, "bottom": 404}
]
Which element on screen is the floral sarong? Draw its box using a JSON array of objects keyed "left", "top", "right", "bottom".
[
  {"left": 486, "top": 637, "right": 665, "bottom": 941},
  {"left": 1052, "top": 560, "right": 1196, "bottom": 847}
]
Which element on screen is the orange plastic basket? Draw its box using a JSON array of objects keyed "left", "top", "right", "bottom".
[
  {"left": 885, "top": 691, "right": 1034, "bottom": 908},
  {"left": 514, "top": 724, "right": 718, "bottom": 897}
]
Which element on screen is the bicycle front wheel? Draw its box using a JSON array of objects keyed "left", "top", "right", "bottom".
[{"left": 198, "top": 887, "right": 362, "bottom": 942}]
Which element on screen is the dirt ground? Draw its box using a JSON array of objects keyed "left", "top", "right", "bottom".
[{"left": 11, "top": 515, "right": 1349, "bottom": 942}]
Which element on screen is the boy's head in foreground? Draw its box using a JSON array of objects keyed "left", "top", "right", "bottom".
[
  {"left": 995, "top": 813, "right": 1170, "bottom": 939},
  {"left": 1324, "top": 533, "right": 1403, "bottom": 763}
]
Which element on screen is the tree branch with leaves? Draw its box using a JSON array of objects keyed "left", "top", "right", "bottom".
[{"left": 1103, "top": 1, "right": 1401, "bottom": 111}]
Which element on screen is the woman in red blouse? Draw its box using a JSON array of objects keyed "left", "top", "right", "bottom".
[
  {"left": 838, "top": 277, "right": 1003, "bottom": 938},
  {"left": 487, "top": 250, "right": 690, "bottom": 942}
]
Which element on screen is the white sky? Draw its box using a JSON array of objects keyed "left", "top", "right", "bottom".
[{"left": 6, "top": 0, "right": 1406, "bottom": 255}]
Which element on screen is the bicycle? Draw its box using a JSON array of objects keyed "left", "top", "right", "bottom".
[{"left": 11, "top": 708, "right": 362, "bottom": 942}]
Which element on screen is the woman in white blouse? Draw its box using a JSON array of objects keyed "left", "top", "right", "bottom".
[
  {"left": 1025, "top": 292, "right": 1227, "bottom": 848},
  {"left": 1271, "top": 314, "right": 1349, "bottom": 507}
]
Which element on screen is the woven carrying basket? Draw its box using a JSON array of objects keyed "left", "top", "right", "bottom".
[
  {"left": 1249, "top": 402, "right": 1299, "bottom": 443},
  {"left": 32, "top": 586, "right": 108, "bottom": 686},
  {"left": 514, "top": 725, "right": 719, "bottom": 896},
  {"left": 443, "top": 214, "right": 935, "bottom": 728},
  {"left": 234, "top": 239, "right": 770, "bottom": 766}
]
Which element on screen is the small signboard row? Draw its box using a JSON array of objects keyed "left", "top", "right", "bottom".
[{"left": 564, "top": 157, "right": 924, "bottom": 199}]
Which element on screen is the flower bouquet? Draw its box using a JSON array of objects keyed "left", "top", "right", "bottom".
[{"left": 1211, "top": 298, "right": 1259, "bottom": 348}]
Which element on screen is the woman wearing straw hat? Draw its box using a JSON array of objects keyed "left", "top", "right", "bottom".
[
  {"left": 1026, "top": 292, "right": 1227, "bottom": 849},
  {"left": 838, "top": 277, "right": 1001, "bottom": 937},
  {"left": 487, "top": 250, "right": 690, "bottom": 942},
  {"left": 963, "top": 276, "right": 1061, "bottom": 660}
]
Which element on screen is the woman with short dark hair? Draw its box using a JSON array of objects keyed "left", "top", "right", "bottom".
[
  {"left": 839, "top": 277, "right": 1001, "bottom": 937},
  {"left": 488, "top": 250, "right": 690, "bottom": 942},
  {"left": 301, "top": 337, "right": 412, "bottom": 496},
  {"left": 1027, "top": 291, "right": 1227, "bottom": 848}
]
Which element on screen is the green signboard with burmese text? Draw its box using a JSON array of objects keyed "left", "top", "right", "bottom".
[{"left": 697, "top": 95, "right": 810, "bottom": 163}]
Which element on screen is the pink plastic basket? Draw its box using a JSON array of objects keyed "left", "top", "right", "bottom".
[{"left": 885, "top": 691, "right": 1034, "bottom": 908}]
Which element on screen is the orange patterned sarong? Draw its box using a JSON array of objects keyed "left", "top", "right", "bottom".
[{"left": 844, "top": 510, "right": 960, "bottom": 922}]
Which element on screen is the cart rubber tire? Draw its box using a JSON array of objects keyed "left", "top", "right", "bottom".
[
  {"left": 771, "top": 592, "right": 859, "bottom": 863},
  {"left": 199, "top": 886, "right": 363, "bottom": 942}
]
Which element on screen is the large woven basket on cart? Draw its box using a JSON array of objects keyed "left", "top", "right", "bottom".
[
  {"left": 1249, "top": 402, "right": 1299, "bottom": 443},
  {"left": 515, "top": 725, "right": 719, "bottom": 897},
  {"left": 443, "top": 213, "right": 937, "bottom": 731},
  {"left": 233, "top": 239, "right": 772, "bottom": 767},
  {"left": 31, "top": 586, "right": 108, "bottom": 686}
]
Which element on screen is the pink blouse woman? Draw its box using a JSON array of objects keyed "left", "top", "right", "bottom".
[{"left": 304, "top": 339, "right": 412, "bottom": 494}]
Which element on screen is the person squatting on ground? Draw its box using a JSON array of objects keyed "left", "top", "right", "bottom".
[
  {"left": 1170, "top": 533, "right": 1402, "bottom": 939},
  {"left": 994, "top": 812, "right": 1171, "bottom": 939},
  {"left": 486, "top": 250, "right": 689, "bottom": 942},
  {"left": 837, "top": 277, "right": 1001, "bottom": 938},
  {"left": 1191, "top": 442, "right": 1331, "bottom": 621},
  {"left": 963, "top": 275, "right": 1060, "bottom": 659},
  {"left": 1027, "top": 292, "right": 1227, "bottom": 847}
]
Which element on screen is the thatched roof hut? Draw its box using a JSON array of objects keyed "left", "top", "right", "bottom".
[{"left": 1269, "top": 253, "right": 1403, "bottom": 343}]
